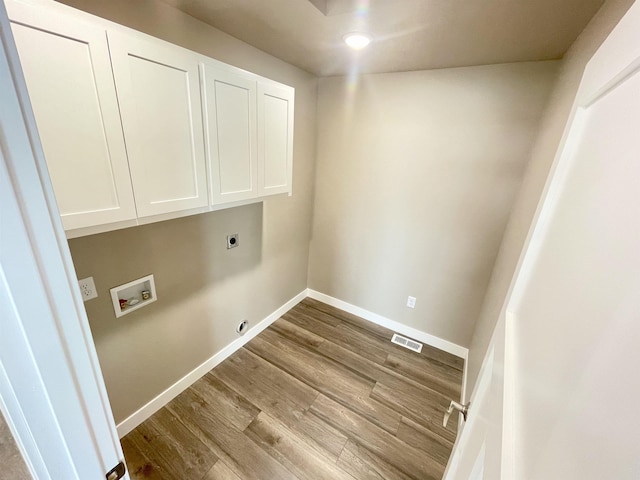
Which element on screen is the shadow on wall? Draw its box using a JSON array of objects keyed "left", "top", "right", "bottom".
[{"left": 68, "top": 202, "right": 263, "bottom": 334}]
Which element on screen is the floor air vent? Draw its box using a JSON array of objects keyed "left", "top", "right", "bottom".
[{"left": 391, "top": 333, "right": 423, "bottom": 353}]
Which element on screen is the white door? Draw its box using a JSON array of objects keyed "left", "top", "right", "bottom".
[
  {"left": 257, "top": 82, "right": 294, "bottom": 196},
  {"left": 445, "top": 1, "right": 640, "bottom": 478},
  {"left": 443, "top": 315, "right": 509, "bottom": 480},
  {"left": 108, "top": 30, "right": 208, "bottom": 217},
  {"left": 202, "top": 63, "right": 258, "bottom": 204},
  {"left": 0, "top": 2, "right": 127, "bottom": 479},
  {"left": 7, "top": 0, "right": 137, "bottom": 231}
]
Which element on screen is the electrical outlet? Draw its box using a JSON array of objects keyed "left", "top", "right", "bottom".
[
  {"left": 406, "top": 296, "right": 416, "bottom": 309},
  {"left": 227, "top": 233, "right": 239, "bottom": 249},
  {"left": 78, "top": 276, "right": 98, "bottom": 302}
]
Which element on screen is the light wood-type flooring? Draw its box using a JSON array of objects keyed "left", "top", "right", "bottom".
[
  {"left": 0, "top": 411, "right": 31, "bottom": 479},
  {"left": 122, "top": 298, "right": 464, "bottom": 480}
]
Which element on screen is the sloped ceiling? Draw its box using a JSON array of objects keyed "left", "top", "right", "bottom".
[{"left": 159, "top": 0, "right": 605, "bottom": 76}]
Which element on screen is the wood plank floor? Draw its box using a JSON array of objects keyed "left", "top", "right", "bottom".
[
  {"left": 0, "top": 411, "right": 31, "bottom": 479},
  {"left": 122, "top": 298, "right": 463, "bottom": 480}
]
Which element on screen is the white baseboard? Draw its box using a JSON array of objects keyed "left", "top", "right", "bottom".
[
  {"left": 306, "top": 289, "right": 469, "bottom": 361},
  {"left": 116, "top": 289, "right": 307, "bottom": 438}
]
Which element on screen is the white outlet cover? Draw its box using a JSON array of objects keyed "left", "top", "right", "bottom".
[
  {"left": 406, "top": 296, "right": 416, "bottom": 309},
  {"left": 78, "top": 276, "right": 98, "bottom": 302}
]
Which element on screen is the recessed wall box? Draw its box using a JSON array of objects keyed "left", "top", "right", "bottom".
[{"left": 110, "top": 274, "right": 157, "bottom": 318}]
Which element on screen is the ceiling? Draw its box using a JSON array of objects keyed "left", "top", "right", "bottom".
[{"left": 159, "top": 0, "right": 605, "bottom": 76}]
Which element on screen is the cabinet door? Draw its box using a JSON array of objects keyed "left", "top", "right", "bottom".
[
  {"left": 202, "top": 64, "right": 258, "bottom": 204},
  {"left": 108, "top": 31, "right": 208, "bottom": 217},
  {"left": 257, "top": 82, "right": 294, "bottom": 196},
  {"left": 8, "top": 3, "right": 136, "bottom": 231}
]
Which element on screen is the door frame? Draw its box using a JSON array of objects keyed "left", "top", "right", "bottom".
[{"left": 0, "top": 1, "right": 125, "bottom": 477}]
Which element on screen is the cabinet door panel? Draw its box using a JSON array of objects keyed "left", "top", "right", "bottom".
[
  {"left": 258, "top": 83, "right": 294, "bottom": 196},
  {"left": 9, "top": 7, "right": 136, "bottom": 230},
  {"left": 203, "top": 65, "right": 257, "bottom": 204},
  {"left": 108, "top": 31, "right": 207, "bottom": 217}
]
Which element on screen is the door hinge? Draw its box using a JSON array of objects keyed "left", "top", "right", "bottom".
[{"left": 106, "top": 461, "right": 126, "bottom": 480}]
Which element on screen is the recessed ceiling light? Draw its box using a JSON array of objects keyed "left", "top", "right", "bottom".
[{"left": 344, "top": 33, "right": 371, "bottom": 50}]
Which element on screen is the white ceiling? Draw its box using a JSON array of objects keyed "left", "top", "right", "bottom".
[{"left": 160, "top": 0, "right": 605, "bottom": 76}]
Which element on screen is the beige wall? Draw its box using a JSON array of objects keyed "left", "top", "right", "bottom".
[
  {"left": 308, "top": 62, "right": 558, "bottom": 347},
  {"left": 465, "top": 0, "right": 634, "bottom": 393},
  {"left": 60, "top": 0, "right": 317, "bottom": 424}
]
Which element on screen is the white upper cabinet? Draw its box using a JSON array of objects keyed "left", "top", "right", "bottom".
[
  {"left": 7, "top": 0, "right": 295, "bottom": 237},
  {"left": 257, "top": 82, "right": 295, "bottom": 196},
  {"left": 201, "top": 63, "right": 258, "bottom": 204},
  {"left": 8, "top": 3, "right": 137, "bottom": 230},
  {"left": 108, "top": 31, "right": 208, "bottom": 217}
]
